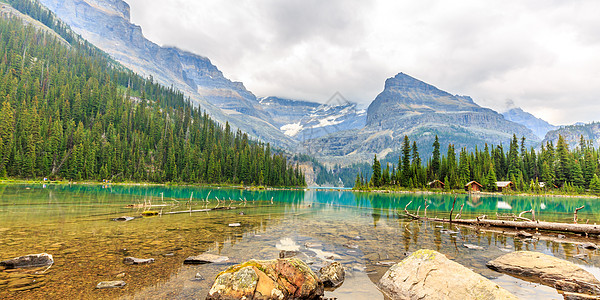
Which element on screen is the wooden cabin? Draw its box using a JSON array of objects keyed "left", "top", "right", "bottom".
[
  {"left": 427, "top": 180, "right": 445, "bottom": 189},
  {"left": 464, "top": 181, "right": 483, "bottom": 192},
  {"left": 496, "top": 181, "right": 515, "bottom": 192}
]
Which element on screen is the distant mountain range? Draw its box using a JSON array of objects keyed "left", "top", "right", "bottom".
[
  {"left": 543, "top": 122, "right": 600, "bottom": 149},
  {"left": 36, "top": 0, "right": 586, "bottom": 166},
  {"left": 259, "top": 96, "right": 366, "bottom": 141},
  {"left": 306, "top": 73, "right": 540, "bottom": 163},
  {"left": 501, "top": 108, "right": 557, "bottom": 140}
]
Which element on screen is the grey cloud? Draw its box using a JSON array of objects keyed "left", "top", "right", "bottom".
[{"left": 125, "top": 0, "right": 600, "bottom": 125}]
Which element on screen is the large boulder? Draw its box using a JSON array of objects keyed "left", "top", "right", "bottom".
[
  {"left": 0, "top": 253, "right": 54, "bottom": 269},
  {"left": 207, "top": 258, "right": 323, "bottom": 300},
  {"left": 378, "top": 249, "right": 518, "bottom": 300},
  {"left": 487, "top": 251, "right": 600, "bottom": 296}
]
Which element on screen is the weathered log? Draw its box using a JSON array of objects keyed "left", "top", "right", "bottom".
[{"left": 402, "top": 215, "right": 600, "bottom": 235}]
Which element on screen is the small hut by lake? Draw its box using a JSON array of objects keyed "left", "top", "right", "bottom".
[
  {"left": 427, "top": 180, "right": 445, "bottom": 189},
  {"left": 496, "top": 181, "right": 515, "bottom": 192},
  {"left": 464, "top": 181, "right": 483, "bottom": 192}
]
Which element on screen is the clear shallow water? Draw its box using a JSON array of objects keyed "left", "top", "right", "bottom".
[{"left": 1, "top": 184, "right": 599, "bottom": 299}]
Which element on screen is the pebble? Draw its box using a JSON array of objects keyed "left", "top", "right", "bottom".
[
  {"left": 343, "top": 243, "right": 359, "bottom": 249},
  {"left": 463, "top": 244, "right": 484, "bottom": 250},
  {"left": 123, "top": 257, "right": 155, "bottom": 265},
  {"left": 228, "top": 223, "right": 241, "bottom": 227},
  {"left": 376, "top": 261, "right": 396, "bottom": 266},
  {"left": 96, "top": 281, "right": 126, "bottom": 289},
  {"left": 184, "top": 254, "right": 230, "bottom": 264},
  {"left": 304, "top": 242, "right": 322, "bottom": 248},
  {"left": 517, "top": 231, "right": 533, "bottom": 238},
  {"left": 582, "top": 242, "right": 598, "bottom": 250}
]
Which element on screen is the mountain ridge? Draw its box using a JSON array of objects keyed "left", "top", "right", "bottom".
[
  {"left": 307, "top": 73, "right": 540, "bottom": 164},
  {"left": 38, "top": 0, "right": 297, "bottom": 149},
  {"left": 502, "top": 107, "right": 557, "bottom": 139}
]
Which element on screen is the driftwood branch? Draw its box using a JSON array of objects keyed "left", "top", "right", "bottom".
[
  {"left": 404, "top": 201, "right": 419, "bottom": 219},
  {"left": 455, "top": 204, "right": 464, "bottom": 220},
  {"left": 449, "top": 195, "right": 457, "bottom": 222},
  {"left": 575, "top": 206, "right": 585, "bottom": 224},
  {"left": 519, "top": 209, "right": 536, "bottom": 222}
]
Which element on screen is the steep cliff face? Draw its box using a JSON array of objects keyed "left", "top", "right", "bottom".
[
  {"left": 543, "top": 123, "right": 600, "bottom": 149},
  {"left": 502, "top": 107, "right": 558, "bottom": 140},
  {"left": 307, "top": 73, "right": 540, "bottom": 164},
  {"left": 38, "top": 0, "right": 293, "bottom": 148}
]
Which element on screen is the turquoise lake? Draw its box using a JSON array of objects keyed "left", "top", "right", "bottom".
[{"left": 1, "top": 184, "right": 600, "bottom": 299}]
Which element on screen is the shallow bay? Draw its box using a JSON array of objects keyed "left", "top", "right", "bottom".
[{"left": 1, "top": 184, "right": 599, "bottom": 299}]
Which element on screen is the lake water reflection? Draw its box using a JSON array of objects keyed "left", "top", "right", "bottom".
[{"left": 1, "top": 184, "right": 599, "bottom": 299}]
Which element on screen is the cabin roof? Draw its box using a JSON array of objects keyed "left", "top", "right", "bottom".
[
  {"left": 496, "top": 181, "right": 514, "bottom": 188},
  {"left": 465, "top": 181, "right": 482, "bottom": 187},
  {"left": 428, "top": 180, "right": 445, "bottom": 186}
]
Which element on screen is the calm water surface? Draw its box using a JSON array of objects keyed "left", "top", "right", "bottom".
[{"left": 1, "top": 184, "right": 600, "bottom": 299}]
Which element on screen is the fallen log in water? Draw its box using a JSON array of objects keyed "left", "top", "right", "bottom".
[
  {"left": 402, "top": 202, "right": 600, "bottom": 235},
  {"left": 164, "top": 206, "right": 237, "bottom": 215},
  {"left": 407, "top": 217, "right": 600, "bottom": 235}
]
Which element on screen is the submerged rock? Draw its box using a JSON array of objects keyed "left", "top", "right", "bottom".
[
  {"left": 464, "top": 243, "right": 484, "bottom": 250},
  {"left": 279, "top": 250, "right": 299, "bottom": 259},
  {"left": 378, "top": 249, "right": 518, "bottom": 300},
  {"left": 0, "top": 253, "right": 54, "bottom": 269},
  {"left": 96, "top": 280, "right": 126, "bottom": 289},
  {"left": 487, "top": 251, "right": 600, "bottom": 296},
  {"left": 184, "top": 253, "right": 229, "bottom": 264},
  {"left": 123, "top": 257, "right": 154, "bottom": 265},
  {"left": 319, "top": 262, "right": 345, "bottom": 288},
  {"left": 113, "top": 216, "right": 134, "bottom": 222},
  {"left": 517, "top": 231, "right": 533, "bottom": 238},
  {"left": 207, "top": 258, "right": 323, "bottom": 299},
  {"left": 582, "top": 242, "right": 599, "bottom": 250}
]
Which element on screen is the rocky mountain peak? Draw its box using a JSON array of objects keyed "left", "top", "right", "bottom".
[
  {"left": 83, "top": 0, "right": 130, "bottom": 21},
  {"left": 384, "top": 72, "right": 449, "bottom": 96}
]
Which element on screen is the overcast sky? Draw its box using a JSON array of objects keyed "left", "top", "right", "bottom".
[{"left": 125, "top": 0, "right": 600, "bottom": 125}]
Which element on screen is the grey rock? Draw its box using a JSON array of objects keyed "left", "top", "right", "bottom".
[
  {"left": 582, "top": 242, "right": 598, "bottom": 250},
  {"left": 378, "top": 249, "right": 518, "bottom": 300},
  {"left": 279, "top": 250, "right": 299, "bottom": 259},
  {"left": 517, "top": 230, "right": 533, "bottom": 238},
  {"left": 113, "top": 216, "right": 134, "bottom": 221},
  {"left": 123, "top": 257, "right": 154, "bottom": 265},
  {"left": 319, "top": 262, "right": 345, "bottom": 288},
  {"left": 0, "top": 253, "right": 53, "bottom": 269},
  {"left": 342, "top": 243, "right": 359, "bottom": 249},
  {"left": 96, "top": 280, "right": 126, "bottom": 289},
  {"left": 304, "top": 242, "right": 322, "bottom": 248},
  {"left": 487, "top": 251, "right": 600, "bottom": 295},
  {"left": 463, "top": 243, "right": 484, "bottom": 250},
  {"left": 184, "top": 253, "right": 229, "bottom": 264}
]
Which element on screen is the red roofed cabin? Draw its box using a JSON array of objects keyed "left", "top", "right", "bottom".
[{"left": 464, "top": 181, "right": 483, "bottom": 192}]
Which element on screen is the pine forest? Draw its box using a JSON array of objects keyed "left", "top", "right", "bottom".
[{"left": 0, "top": 13, "right": 305, "bottom": 186}]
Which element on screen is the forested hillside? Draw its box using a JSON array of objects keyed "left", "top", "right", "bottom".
[
  {"left": 359, "top": 134, "right": 600, "bottom": 194},
  {"left": 0, "top": 3, "right": 305, "bottom": 186}
]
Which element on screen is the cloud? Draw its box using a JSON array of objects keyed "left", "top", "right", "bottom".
[{"left": 125, "top": 0, "right": 600, "bottom": 125}]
